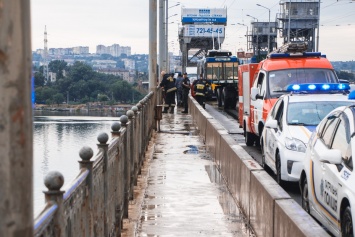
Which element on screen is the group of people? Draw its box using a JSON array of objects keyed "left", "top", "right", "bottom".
[{"left": 159, "top": 71, "right": 209, "bottom": 113}]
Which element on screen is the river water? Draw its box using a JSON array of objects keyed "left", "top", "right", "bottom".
[{"left": 33, "top": 111, "right": 123, "bottom": 214}]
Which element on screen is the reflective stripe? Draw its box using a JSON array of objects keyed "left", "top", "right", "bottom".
[
  {"left": 196, "top": 84, "right": 205, "bottom": 89},
  {"left": 195, "top": 93, "right": 205, "bottom": 96},
  {"left": 167, "top": 87, "right": 177, "bottom": 93}
]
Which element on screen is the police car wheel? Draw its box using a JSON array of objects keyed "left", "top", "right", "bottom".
[
  {"left": 276, "top": 153, "right": 283, "bottom": 185},
  {"left": 301, "top": 179, "right": 310, "bottom": 214},
  {"left": 341, "top": 206, "right": 353, "bottom": 237},
  {"left": 245, "top": 132, "right": 255, "bottom": 146},
  {"left": 260, "top": 139, "right": 265, "bottom": 168}
]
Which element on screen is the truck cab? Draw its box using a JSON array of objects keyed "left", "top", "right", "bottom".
[{"left": 239, "top": 43, "right": 340, "bottom": 146}]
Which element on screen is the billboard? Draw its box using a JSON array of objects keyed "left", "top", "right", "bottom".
[
  {"left": 184, "top": 25, "right": 225, "bottom": 38},
  {"left": 181, "top": 8, "right": 227, "bottom": 24}
]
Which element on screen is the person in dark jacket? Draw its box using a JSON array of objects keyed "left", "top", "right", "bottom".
[
  {"left": 194, "top": 74, "right": 208, "bottom": 109},
  {"left": 181, "top": 72, "right": 191, "bottom": 113},
  {"left": 175, "top": 73, "right": 183, "bottom": 107},
  {"left": 159, "top": 72, "right": 177, "bottom": 113}
]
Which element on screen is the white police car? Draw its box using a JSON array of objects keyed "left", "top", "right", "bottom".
[
  {"left": 299, "top": 101, "right": 355, "bottom": 237},
  {"left": 261, "top": 83, "right": 354, "bottom": 185}
]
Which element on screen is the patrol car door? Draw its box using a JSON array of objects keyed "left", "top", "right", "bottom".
[
  {"left": 251, "top": 71, "right": 266, "bottom": 135},
  {"left": 321, "top": 113, "right": 351, "bottom": 228},
  {"left": 311, "top": 113, "right": 340, "bottom": 223},
  {"left": 265, "top": 99, "right": 283, "bottom": 165}
]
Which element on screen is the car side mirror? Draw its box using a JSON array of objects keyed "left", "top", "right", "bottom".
[
  {"left": 251, "top": 87, "right": 259, "bottom": 101},
  {"left": 265, "top": 118, "right": 278, "bottom": 129},
  {"left": 319, "top": 148, "right": 342, "bottom": 165}
]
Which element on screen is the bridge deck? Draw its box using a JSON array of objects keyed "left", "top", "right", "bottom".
[{"left": 122, "top": 108, "right": 254, "bottom": 236}]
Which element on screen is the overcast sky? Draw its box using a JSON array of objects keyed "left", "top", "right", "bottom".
[{"left": 31, "top": 0, "right": 355, "bottom": 61}]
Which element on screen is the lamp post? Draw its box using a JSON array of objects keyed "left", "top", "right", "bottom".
[
  {"left": 246, "top": 14, "right": 259, "bottom": 56},
  {"left": 316, "top": 0, "right": 320, "bottom": 51},
  {"left": 165, "top": 14, "right": 177, "bottom": 72},
  {"left": 236, "top": 23, "right": 249, "bottom": 51},
  {"left": 256, "top": 4, "right": 271, "bottom": 53},
  {"left": 288, "top": 0, "right": 291, "bottom": 43},
  {"left": 165, "top": 1, "right": 179, "bottom": 72}
]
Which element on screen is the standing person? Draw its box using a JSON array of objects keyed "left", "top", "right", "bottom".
[
  {"left": 159, "top": 72, "right": 177, "bottom": 113},
  {"left": 194, "top": 74, "right": 208, "bottom": 109},
  {"left": 181, "top": 72, "right": 191, "bottom": 113},
  {"left": 160, "top": 71, "right": 167, "bottom": 104},
  {"left": 175, "top": 72, "right": 183, "bottom": 107}
]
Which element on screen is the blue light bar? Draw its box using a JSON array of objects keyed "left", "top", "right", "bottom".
[
  {"left": 286, "top": 83, "right": 350, "bottom": 92},
  {"left": 269, "top": 53, "right": 290, "bottom": 59},
  {"left": 303, "top": 52, "right": 322, "bottom": 57}
]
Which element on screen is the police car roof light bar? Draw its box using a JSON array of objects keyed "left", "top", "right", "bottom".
[{"left": 286, "top": 83, "right": 350, "bottom": 92}]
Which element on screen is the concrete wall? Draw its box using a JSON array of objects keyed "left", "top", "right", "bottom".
[{"left": 188, "top": 95, "right": 330, "bottom": 237}]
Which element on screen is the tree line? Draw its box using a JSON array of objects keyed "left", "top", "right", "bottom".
[{"left": 34, "top": 60, "right": 146, "bottom": 105}]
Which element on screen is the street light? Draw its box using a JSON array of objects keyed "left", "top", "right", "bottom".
[
  {"left": 246, "top": 14, "right": 259, "bottom": 55},
  {"left": 168, "top": 3, "right": 180, "bottom": 9},
  {"left": 256, "top": 4, "right": 271, "bottom": 53},
  {"left": 165, "top": 0, "right": 178, "bottom": 72},
  {"left": 166, "top": 13, "right": 177, "bottom": 72},
  {"left": 236, "top": 23, "right": 249, "bottom": 51},
  {"left": 246, "top": 14, "right": 258, "bottom": 22}
]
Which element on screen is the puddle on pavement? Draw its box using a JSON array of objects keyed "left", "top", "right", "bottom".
[{"left": 183, "top": 145, "right": 199, "bottom": 154}]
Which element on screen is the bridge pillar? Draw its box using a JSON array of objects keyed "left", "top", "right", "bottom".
[{"left": 0, "top": 1, "right": 33, "bottom": 236}]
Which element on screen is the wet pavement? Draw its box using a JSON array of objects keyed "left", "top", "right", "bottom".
[{"left": 122, "top": 107, "right": 255, "bottom": 237}]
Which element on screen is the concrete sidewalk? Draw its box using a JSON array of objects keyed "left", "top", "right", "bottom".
[{"left": 122, "top": 109, "right": 255, "bottom": 237}]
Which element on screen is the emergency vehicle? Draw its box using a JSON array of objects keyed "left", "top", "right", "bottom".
[
  {"left": 261, "top": 83, "right": 353, "bottom": 185},
  {"left": 197, "top": 49, "right": 239, "bottom": 109},
  {"left": 299, "top": 103, "right": 355, "bottom": 237},
  {"left": 238, "top": 42, "right": 340, "bottom": 146}
]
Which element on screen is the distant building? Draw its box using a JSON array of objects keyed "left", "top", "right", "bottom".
[
  {"left": 92, "top": 60, "right": 117, "bottom": 69},
  {"left": 47, "top": 46, "right": 89, "bottom": 56},
  {"left": 97, "top": 68, "right": 133, "bottom": 83},
  {"left": 48, "top": 72, "right": 56, "bottom": 82},
  {"left": 122, "top": 58, "right": 135, "bottom": 70},
  {"left": 96, "top": 44, "right": 131, "bottom": 57},
  {"left": 73, "top": 46, "right": 89, "bottom": 55}
]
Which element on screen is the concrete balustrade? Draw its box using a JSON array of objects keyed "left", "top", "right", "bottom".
[
  {"left": 189, "top": 95, "right": 330, "bottom": 237},
  {"left": 34, "top": 90, "right": 161, "bottom": 237}
]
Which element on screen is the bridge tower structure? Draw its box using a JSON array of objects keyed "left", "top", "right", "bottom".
[
  {"left": 248, "top": 21, "right": 278, "bottom": 59},
  {"left": 277, "top": 0, "right": 320, "bottom": 52},
  {"left": 178, "top": 8, "right": 227, "bottom": 73},
  {"left": 43, "top": 25, "right": 49, "bottom": 83}
]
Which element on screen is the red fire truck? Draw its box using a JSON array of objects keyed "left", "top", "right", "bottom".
[{"left": 238, "top": 42, "right": 340, "bottom": 146}]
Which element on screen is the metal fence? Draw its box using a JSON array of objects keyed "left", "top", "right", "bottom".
[{"left": 34, "top": 89, "right": 161, "bottom": 237}]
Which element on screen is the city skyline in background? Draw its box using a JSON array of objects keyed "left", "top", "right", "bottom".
[{"left": 31, "top": 0, "right": 355, "bottom": 61}]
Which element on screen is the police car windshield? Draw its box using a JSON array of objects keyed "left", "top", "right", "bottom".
[
  {"left": 287, "top": 101, "right": 354, "bottom": 126},
  {"left": 268, "top": 69, "right": 338, "bottom": 98}
]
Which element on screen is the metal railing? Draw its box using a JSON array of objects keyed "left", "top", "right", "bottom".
[{"left": 34, "top": 89, "right": 161, "bottom": 237}]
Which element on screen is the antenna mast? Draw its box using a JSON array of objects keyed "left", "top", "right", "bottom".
[{"left": 43, "top": 25, "right": 49, "bottom": 83}]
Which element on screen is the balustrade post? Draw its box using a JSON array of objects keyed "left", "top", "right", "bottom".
[
  {"left": 127, "top": 110, "right": 135, "bottom": 200},
  {"left": 132, "top": 106, "right": 139, "bottom": 183},
  {"left": 43, "top": 171, "right": 65, "bottom": 237},
  {"left": 110, "top": 122, "right": 122, "bottom": 236},
  {"left": 140, "top": 99, "right": 146, "bottom": 151},
  {"left": 120, "top": 115, "right": 130, "bottom": 218},
  {"left": 134, "top": 105, "right": 143, "bottom": 176},
  {"left": 78, "top": 146, "right": 94, "bottom": 237},
  {"left": 97, "top": 133, "right": 109, "bottom": 237},
  {"left": 111, "top": 122, "right": 121, "bottom": 137}
]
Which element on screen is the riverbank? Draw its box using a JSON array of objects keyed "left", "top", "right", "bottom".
[{"left": 34, "top": 102, "right": 133, "bottom": 113}]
